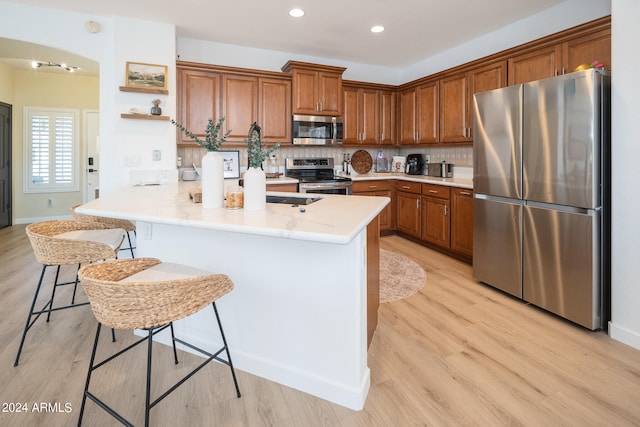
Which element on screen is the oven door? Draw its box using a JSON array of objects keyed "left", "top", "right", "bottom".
[{"left": 299, "top": 182, "right": 352, "bottom": 195}]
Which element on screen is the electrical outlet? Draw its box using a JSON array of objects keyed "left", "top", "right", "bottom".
[
  {"left": 47, "top": 198, "right": 53, "bottom": 207},
  {"left": 123, "top": 156, "right": 140, "bottom": 167},
  {"left": 425, "top": 155, "right": 431, "bottom": 163},
  {"left": 152, "top": 150, "right": 161, "bottom": 161}
]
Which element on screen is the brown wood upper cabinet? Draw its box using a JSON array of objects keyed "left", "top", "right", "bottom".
[
  {"left": 176, "top": 68, "right": 221, "bottom": 145},
  {"left": 282, "top": 61, "right": 346, "bottom": 116},
  {"left": 258, "top": 78, "right": 292, "bottom": 143},
  {"left": 440, "top": 61, "right": 507, "bottom": 143},
  {"left": 399, "top": 81, "right": 438, "bottom": 145},
  {"left": 343, "top": 86, "right": 380, "bottom": 145},
  {"left": 508, "top": 27, "right": 611, "bottom": 85},
  {"left": 177, "top": 63, "right": 292, "bottom": 146},
  {"left": 222, "top": 74, "right": 258, "bottom": 142}
]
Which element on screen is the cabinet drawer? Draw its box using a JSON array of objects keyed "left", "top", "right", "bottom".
[
  {"left": 452, "top": 188, "right": 474, "bottom": 198},
  {"left": 353, "top": 180, "right": 392, "bottom": 193},
  {"left": 394, "top": 180, "right": 421, "bottom": 194},
  {"left": 422, "top": 184, "right": 450, "bottom": 199}
]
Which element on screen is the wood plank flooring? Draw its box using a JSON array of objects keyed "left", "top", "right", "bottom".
[{"left": 1, "top": 224, "right": 640, "bottom": 426}]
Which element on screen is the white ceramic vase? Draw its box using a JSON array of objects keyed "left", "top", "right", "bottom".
[
  {"left": 243, "top": 167, "right": 266, "bottom": 211},
  {"left": 201, "top": 151, "right": 224, "bottom": 208}
]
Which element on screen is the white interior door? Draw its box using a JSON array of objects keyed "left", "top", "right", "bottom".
[{"left": 84, "top": 110, "right": 99, "bottom": 202}]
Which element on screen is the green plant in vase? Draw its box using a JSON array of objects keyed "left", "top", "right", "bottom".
[
  {"left": 246, "top": 130, "right": 280, "bottom": 168},
  {"left": 169, "top": 116, "right": 231, "bottom": 208},
  {"left": 170, "top": 116, "right": 231, "bottom": 151}
]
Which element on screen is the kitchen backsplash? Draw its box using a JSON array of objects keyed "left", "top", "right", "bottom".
[{"left": 177, "top": 145, "right": 473, "bottom": 171}]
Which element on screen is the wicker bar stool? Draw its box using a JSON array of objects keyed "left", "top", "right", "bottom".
[
  {"left": 71, "top": 204, "right": 136, "bottom": 258},
  {"left": 77, "top": 258, "right": 241, "bottom": 427},
  {"left": 15, "top": 220, "right": 126, "bottom": 366}
]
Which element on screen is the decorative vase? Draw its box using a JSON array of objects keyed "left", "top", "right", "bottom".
[
  {"left": 201, "top": 151, "right": 224, "bottom": 209},
  {"left": 243, "top": 167, "right": 266, "bottom": 211},
  {"left": 150, "top": 106, "right": 162, "bottom": 116}
]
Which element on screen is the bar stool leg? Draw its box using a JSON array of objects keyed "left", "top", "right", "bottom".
[
  {"left": 126, "top": 231, "right": 135, "bottom": 258},
  {"left": 145, "top": 329, "right": 153, "bottom": 427},
  {"left": 78, "top": 323, "right": 101, "bottom": 427},
  {"left": 212, "top": 302, "right": 241, "bottom": 398},
  {"left": 70, "top": 263, "right": 81, "bottom": 305},
  {"left": 46, "top": 265, "right": 62, "bottom": 322},
  {"left": 169, "top": 322, "right": 179, "bottom": 364},
  {"left": 14, "top": 265, "right": 49, "bottom": 366}
]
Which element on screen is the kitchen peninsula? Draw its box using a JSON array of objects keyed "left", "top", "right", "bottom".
[{"left": 76, "top": 182, "right": 389, "bottom": 410}]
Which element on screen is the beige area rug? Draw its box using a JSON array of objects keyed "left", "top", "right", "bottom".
[{"left": 379, "top": 249, "right": 426, "bottom": 303}]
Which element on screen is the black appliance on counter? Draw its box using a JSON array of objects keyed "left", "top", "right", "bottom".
[
  {"left": 285, "top": 158, "right": 352, "bottom": 194},
  {"left": 405, "top": 154, "right": 424, "bottom": 175}
]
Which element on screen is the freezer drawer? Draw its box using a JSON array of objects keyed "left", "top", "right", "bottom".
[
  {"left": 473, "top": 196, "right": 523, "bottom": 298},
  {"left": 523, "top": 204, "right": 602, "bottom": 330}
]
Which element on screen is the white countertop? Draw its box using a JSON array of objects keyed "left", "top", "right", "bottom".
[
  {"left": 345, "top": 172, "right": 474, "bottom": 189},
  {"left": 77, "top": 181, "right": 389, "bottom": 245}
]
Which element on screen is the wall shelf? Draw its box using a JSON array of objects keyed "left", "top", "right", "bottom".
[
  {"left": 120, "top": 113, "right": 170, "bottom": 121},
  {"left": 119, "top": 85, "right": 168, "bottom": 95}
]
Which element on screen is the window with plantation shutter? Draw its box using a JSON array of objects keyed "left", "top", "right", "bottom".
[{"left": 24, "top": 108, "right": 79, "bottom": 193}]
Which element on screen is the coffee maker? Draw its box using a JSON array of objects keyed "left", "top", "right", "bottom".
[{"left": 405, "top": 154, "right": 424, "bottom": 175}]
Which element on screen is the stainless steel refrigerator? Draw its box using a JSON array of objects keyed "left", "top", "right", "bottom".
[{"left": 472, "top": 68, "right": 610, "bottom": 330}]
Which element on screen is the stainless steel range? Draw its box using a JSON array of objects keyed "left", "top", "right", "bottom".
[{"left": 285, "top": 158, "right": 352, "bottom": 195}]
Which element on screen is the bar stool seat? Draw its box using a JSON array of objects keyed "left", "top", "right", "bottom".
[
  {"left": 71, "top": 204, "right": 136, "bottom": 258},
  {"left": 14, "top": 220, "right": 125, "bottom": 366},
  {"left": 77, "top": 258, "right": 241, "bottom": 427}
]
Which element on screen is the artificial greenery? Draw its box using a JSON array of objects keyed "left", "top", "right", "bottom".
[
  {"left": 170, "top": 116, "right": 231, "bottom": 151},
  {"left": 247, "top": 130, "right": 280, "bottom": 168}
]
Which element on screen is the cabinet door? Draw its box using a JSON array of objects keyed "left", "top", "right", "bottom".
[
  {"left": 177, "top": 69, "right": 220, "bottom": 145},
  {"left": 422, "top": 196, "right": 450, "bottom": 248},
  {"left": 451, "top": 188, "right": 474, "bottom": 257},
  {"left": 318, "top": 71, "right": 342, "bottom": 115},
  {"left": 361, "top": 88, "right": 380, "bottom": 144},
  {"left": 399, "top": 89, "right": 417, "bottom": 144},
  {"left": 439, "top": 73, "right": 468, "bottom": 143},
  {"left": 291, "top": 69, "right": 319, "bottom": 115},
  {"left": 508, "top": 44, "right": 562, "bottom": 85},
  {"left": 379, "top": 90, "right": 395, "bottom": 145},
  {"left": 342, "top": 86, "right": 361, "bottom": 145},
  {"left": 563, "top": 29, "right": 611, "bottom": 72},
  {"left": 259, "top": 78, "right": 291, "bottom": 143},
  {"left": 468, "top": 61, "right": 507, "bottom": 141},
  {"left": 417, "top": 81, "right": 439, "bottom": 144},
  {"left": 374, "top": 190, "right": 393, "bottom": 231},
  {"left": 396, "top": 191, "right": 421, "bottom": 237},
  {"left": 222, "top": 74, "right": 258, "bottom": 142}
]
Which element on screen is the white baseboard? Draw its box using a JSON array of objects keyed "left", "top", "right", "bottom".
[
  {"left": 14, "top": 214, "right": 73, "bottom": 224},
  {"left": 608, "top": 321, "right": 640, "bottom": 351}
]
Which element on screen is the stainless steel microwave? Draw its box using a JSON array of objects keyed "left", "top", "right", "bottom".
[{"left": 292, "top": 114, "right": 343, "bottom": 146}]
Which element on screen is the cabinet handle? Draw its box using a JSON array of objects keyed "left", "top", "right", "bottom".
[
  {"left": 381, "top": 132, "right": 385, "bottom": 141},
  {"left": 402, "top": 185, "right": 411, "bottom": 189},
  {"left": 319, "top": 101, "right": 323, "bottom": 111},
  {"left": 369, "top": 185, "right": 378, "bottom": 189},
  {"left": 562, "top": 68, "right": 565, "bottom": 75},
  {"left": 429, "top": 189, "right": 438, "bottom": 194},
  {"left": 460, "top": 191, "right": 471, "bottom": 196},
  {"left": 444, "top": 205, "right": 448, "bottom": 216},
  {"left": 416, "top": 199, "right": 420, "bottom": 209}
]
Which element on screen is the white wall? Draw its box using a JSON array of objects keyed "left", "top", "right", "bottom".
[
  {"left": 0, "top": 1, "right": 177, "bottom": 197},
  {"left": 608, "top": 0, "right": 640, "bottom": 350}
]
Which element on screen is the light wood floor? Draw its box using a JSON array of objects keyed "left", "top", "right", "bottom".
[{"left": 2, "top": 224, "right": 640, "bottom": 426}]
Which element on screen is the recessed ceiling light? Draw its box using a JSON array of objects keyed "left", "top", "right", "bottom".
[
  {"left": 371, "top": 25, "right": 385, "bottom": 33},
  {"left": 289, "top": 8, "right": 304, "bottom": 18}
]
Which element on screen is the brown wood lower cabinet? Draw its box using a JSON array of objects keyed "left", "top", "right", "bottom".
[
  {"left": 394, "top": 181, "right": 421, "bottom": 237},
  {"left": 266, "top": 183, "right": 297, "bottom": 192},
  {"left": 451, "top": 188, "right": 474, "bottom": 257},
  {"left": 352, "top": 180, "right": 393, "bottom": 232},
  {"left": 421, "top": 184, "right": 451, "bottom": 248}
]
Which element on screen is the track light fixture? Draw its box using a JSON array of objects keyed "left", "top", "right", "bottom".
[{"left": 31, "top": 61, "right": 80, "bottom": 72}]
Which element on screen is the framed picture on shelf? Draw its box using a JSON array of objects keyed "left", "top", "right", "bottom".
[
  {"left": 221, "top": 151, "right": 240, "bottom": 179},
  {"left": 125, "top": 62, "right": 168, "bottom": 89}
]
